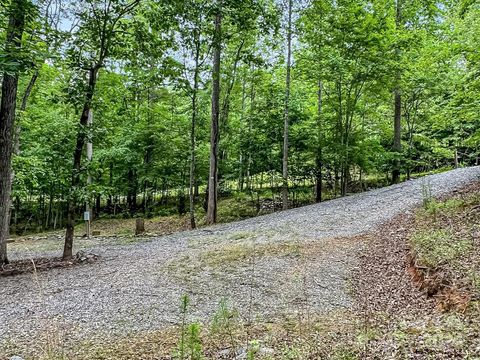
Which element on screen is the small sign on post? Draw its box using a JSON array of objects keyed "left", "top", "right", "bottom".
[{"left": 84, "top": 211, "right": 91, "bottom": 239}]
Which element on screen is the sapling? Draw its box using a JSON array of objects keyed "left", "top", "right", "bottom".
[{"left": 177, "top": 294, "right": 190, "bottom": 360}]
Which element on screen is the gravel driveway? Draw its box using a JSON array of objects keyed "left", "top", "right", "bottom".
[{"left": 1, "top": 167, "right": 479, "bottom": 349}]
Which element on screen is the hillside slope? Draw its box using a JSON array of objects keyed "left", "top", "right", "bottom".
[{"left": 1, "top": 166, "right": 479, "bottom": 356}]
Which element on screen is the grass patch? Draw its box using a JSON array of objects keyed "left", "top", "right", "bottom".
[
  {"left": 199, "top": 242, "right": 301, "bottom": 268},
  {"left": 411, "top": 229, "right": 471, "bottom": 268},
  {"left": 409, "top": 183, "right": 480, "bottom": 311},
  {"left": 165, "top": 241, "right": 302, "bottom": 282}
]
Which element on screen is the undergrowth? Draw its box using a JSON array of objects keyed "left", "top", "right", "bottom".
[{"left": 412, "top": 184, "right": 480, "bottom": 310}]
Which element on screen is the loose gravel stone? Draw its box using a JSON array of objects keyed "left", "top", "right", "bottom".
[{"left": 1, "top": 167, "right": 479, "bottom": 350}]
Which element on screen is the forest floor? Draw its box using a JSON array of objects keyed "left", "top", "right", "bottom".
[{"left": 1, "top": 166, "right": 480, "bottom": 359}]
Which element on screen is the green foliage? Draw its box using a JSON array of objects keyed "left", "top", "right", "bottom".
[
  {"left": 3, "top": 0, "right": 480, "bottom": 232},
  {"left": 211, "top": 299, "right": 240, "bottom": 355},
  {"left": 211, "top": 299, "right": 239, "bottom": 335},
  {"left": 421, "top": 180, "right": 433, "bottom": 209},
  {"left": 175, "top": 295, "right": 204, "bottom": 360},
  {"left": 185, "top": 323, "right": 204, "bottom": 360},
  {"left": 411, "top": 229, "right": 471, "bottom": 267}
]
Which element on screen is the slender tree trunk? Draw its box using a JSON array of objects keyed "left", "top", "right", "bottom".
[
  {"left": 315, "top": 80, "right": 323, "bottom": 203},
  {"left": 189, "top": 94, "right": 197, "bottom": 228},
  {"left": 64, "top": 67, "right": 99, "bottom": 260},
  {"left": 21, "top": 69, "right": 39, "bottom": 113},
  {"left": 392, "top": 0, "right": 402, "bottom": 184},
  {"left": 189, "top": 30, "right": 201, "bottom": 230},
  {"left": 220, "top": 39, "right": 244, "bottom": 128},
  {"left": 13, "top": 69, "right": 39, "bottom": 156},
  {"left": 246, "top": 68, "right": 255, "bottom": 192},
  {"left": 95, "top": 194, "right": 100, "bottom": 216},
  {"left": 8, "top": 60, "right": 37, "bottom": 242},
  {"left": 282, "top": 0, "right": 293, "bottom": 211},
  {"left": 85, "top": 108, "right": 93, "bottom": 237},
  {"left": 206, "top": 5, "right": 222, "bottom": 225},
  {"left": 143, "top": 88, "right": 154, "bottom": 216},
  {"left": 46, "top": 192, "right": 53, "bottom": 229},
  {"left": 107, "top": 162, "right": 113, "bottom": 213},
  {"left": 129, "top": 170, "right": 137, "bottom": 213},
  {"left": 238, "top": 74, "right": 247, "bottom": 192},
  {"left": 0, "top": 0, "right": 27, "bottom": 264}
]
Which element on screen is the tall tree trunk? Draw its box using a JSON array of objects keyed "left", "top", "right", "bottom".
[
  {"left": 9, "top": 64, "right": 38, "bottom": 242},
  {"left": 0, "top": 0, "right": 27, "bottom": 265},
  {"left": 392, "top": 0, "right": 402, "bottom": 184},
  {"left": 189, "top": 29, "right": 201, "bottom": 230},
  {"left": 63, "top": 66, "right": 99, "bottom": 260},
  {"left": 282, "top": 0, "right": 293, "bottom": 211},
  {"left": 127, "top": 169, "right": 137, "bottom": 213},
  {"left": 206, "top": 5, "right": 222, "bottom": 225},
  {"left": 246, "top": 68, "right": 255, "bottom": 192},
  {"left": 315, "top": 80, "right": 323, "bottom": 203},
  {"left": 107, "top": 162, "right": 113, "bottom": 213},
  {"left": 143, "top": 88, "right": 154, "bottom": 216},
  {"left": 85, "top": 108, "right": 93, "bottom": 237},
  {"left": 13, "top": 69, "right": 39, "bottom": 157},
  {"left": 238, "top": 73, "right": 247, "bottom": 192},
  {"left": 95, "top": 194, "right": 101, "bottom": 217}
]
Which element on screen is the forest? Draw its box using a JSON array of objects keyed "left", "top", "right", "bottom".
[
  {"left": 3, "top": 0, "right": 480, "bottom": 359},
  {"left": 0, "top": 0, "right": 479, "bottom": 264}
]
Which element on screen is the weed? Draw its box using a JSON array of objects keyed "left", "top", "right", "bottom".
[
  {"left": 176, "top": 294, "right": 190, "bottom": 360},
  {"left": 185, "top": 323, "right": 204, "bottom": 360},
  {"left": 173, "top": 295, "right": 205, "bottom": 360},
  {"left": 199, "top": 242, "right": 299, "bottom": 268},
  {"left": 211, "top": 299, "right": 240, "bottom": 356},
  {"left": 228, "top": 231, "right": 253, "bottom": 241},
  {"left": 421, "top": 180, "right": 433, "bottom": 208},
  {"left": 411, "top": 229, "right": 471, "bottom": 267}
]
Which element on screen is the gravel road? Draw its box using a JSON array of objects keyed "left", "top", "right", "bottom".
[{"left": 1, "top": 167, "right": 479, "bottom": 349}]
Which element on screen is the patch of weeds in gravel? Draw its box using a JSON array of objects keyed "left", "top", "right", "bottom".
[
  {"left": 1, "top": 316, "right": 78, "bottom": 360},
  {"left": 1, "top": 339, "right": 23, "bottom": 360},
  {"left": 110, "top": 235, "right": 155, "bottom": 246},
  {"left": 5, "top": 309, "right": 365, "bottom": 360},
  {"left": 199, "top": 242, "right": 301, "bottom": 268},
  {"left": 227, "top": 231, "right": 255, "bottom": 241},
  {"left": 164, "top": 241, "right": 302, "bottom": 282}
]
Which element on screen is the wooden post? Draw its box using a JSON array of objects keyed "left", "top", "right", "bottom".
[{"left": 135, "top": 218, "right": 145, "bottom": 236}]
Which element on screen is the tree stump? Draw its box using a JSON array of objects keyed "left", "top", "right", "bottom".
[{"left": 135, "top": 218, "right": 145, "bottom": 236}]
